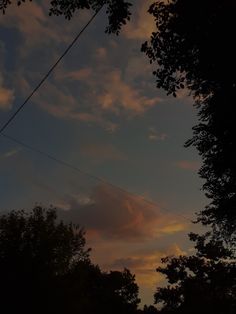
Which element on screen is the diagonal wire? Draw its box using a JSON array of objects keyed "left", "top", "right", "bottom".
[
  {"left": 1, "top": 132, "right": 193, "bottom": 223},
  {"left": 0, "top": 5, "right": 104, "bottom": 135}
]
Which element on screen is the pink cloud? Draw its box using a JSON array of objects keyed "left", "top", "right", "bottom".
[{"left": 58, "top": 184, "right": 188, "bottom": 241}]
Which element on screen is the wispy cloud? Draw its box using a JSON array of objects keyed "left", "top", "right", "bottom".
[
  {"left": 175, "top": 160, "right": 200, "bottom": 171},
  {"left": 0, "top": 148, "right": 20, "bottom": 159},
  {"left": 148, "top": 127, "right": 167, "bottom": 142},
  {"left": 35, "top": 64, "right": 161, "bottom": 131},
  {"left": 97, "top": 69, "right": 161, "bottom": 115}
]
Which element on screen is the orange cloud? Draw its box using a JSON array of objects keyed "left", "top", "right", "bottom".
[
  {"left": 130, "top": 244, "right": 186, "bottom": 288},
  {"left": 0, "top": 74, "right": 15, "bottom": 111},
  {"left": 57, "top": 184, "right": 188, "bottom": 241},
  {"left": 123, "top": 0, "right": 155, "bottom": 40},
  {"left": 0, "top": 86, "right": 14, "bottom": 110},
  {"left": 35, "top": 82, "right": 118, "bottom": 132},
  {"left": 57, "top": 66, "right": 161, "bottom": 115},
  {"left": 95, "top": 244, "right": 186, "bottom": 289},
  {"left": 97, "top": 70, "right": 161, "bottom": 115},
  {"left": 36, "top": 66, "right": 161, "bottom": 130},
  {"left": 0, "top": 0, "right": 91, "bottom": 52}
]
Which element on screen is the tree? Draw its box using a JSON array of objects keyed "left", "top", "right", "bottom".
[
  {"left": 154, "top": 232, "right": 236, "bottom": 314},
  {"left": 141, "top": 305, "right": 159, "bottom": 314},
  {"left": 0, "top": 206, "right": 140, "bottom": 314},
  {"left": 141, "top": 0, "right": 236, "bottom": 241},
  {"left": 0, "top": 206, "right": 90, "bottom": 313}
]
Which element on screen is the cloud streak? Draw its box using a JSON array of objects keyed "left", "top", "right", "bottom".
[
  {"left": 148, "top": 127, "right": 167, "bottom": 142},
  {"left": 175, "top": 160, "right": 200, "bottom": 171}
]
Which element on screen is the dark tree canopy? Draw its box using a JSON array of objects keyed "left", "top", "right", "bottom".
[
  {"left": 154, "top": 232, "right": 236, "bottom": 314},
  {"left": 142, "top": 0, "right": 236, "bottom": 96},
  {"left": 0, "top": 207, "right": 140, "bottom": 314},
  {"left": 142, "top": 0, "right": 236, "bottom": 241}
]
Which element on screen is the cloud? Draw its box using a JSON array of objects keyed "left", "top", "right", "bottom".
[
  {"left": 0, "top": 1, "right": 74, "bottom": 48},
  {"left": 57, "top": 184, "right": 188, "bottom": 241},
  {"left": 97, "top": 70, "right": 161, "bottom": 115},
  {"left": 0, "top": 74, "right": 15, "bottom": 111},
  {"left": 148, "top": 127, "right": 167, "bottom": 142},
  {"left": 95, "top": 47, "right": 107, "bottom": 59},
  {"left": 175, "top": 160, "right": 200, "bottom": 171},
  {"left": 57, "top": 66, "right": 161, "bottom": 116},
  {"left": 56, "top": 68, "right": 92, "bottom": 81},
  {"left": 35, "top": 82, "right": 118, "bottom": 132},
  {"left": 81, "top": 143, "right": 127, "bottom": 163},
  {"left": 0, "top": 86, "right": 14, "bottom": 111},
  {"left": 3, "top": 149, "right": 20, "bottom": 158},
  {"left": 109, "top": 244, "right": 186, "bottom": 288},
  {"left": 123, "top": 0, "right": 156, "bottom": 40},
  {"left": 37, "top": 67, "right": 161, "bottom": 130}
]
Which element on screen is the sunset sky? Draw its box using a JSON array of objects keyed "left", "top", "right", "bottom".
[{"left": 0, "top": 0, "right": 207, "bottom": 305}]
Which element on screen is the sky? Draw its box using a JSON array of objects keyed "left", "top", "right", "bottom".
[{"left": 0, "top": 0, "right": 207, "bottom": 306}]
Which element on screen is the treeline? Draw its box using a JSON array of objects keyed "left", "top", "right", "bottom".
[
  {"left": 0, "top": 207, "right": 141, "bottom": 314},
  {"left": 0, "top": 206, "right": 235, "bottom": 314}
]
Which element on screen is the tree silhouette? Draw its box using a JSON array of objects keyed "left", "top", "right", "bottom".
[
  {"left": 0, "top": 206, "right": 140, "bottom": 314},
  {"left": 140, "top": 305, "right": 159, "bottom": 314},
  {"left": 154, "top": 232, "right": 236, "bottom": 314},
  {"left": 141, "top": 0, "right": 236, "bottom": 241}
]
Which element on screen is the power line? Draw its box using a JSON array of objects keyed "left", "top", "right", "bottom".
[
  {"left": 0, "top": 5, "right": 104, "bottom": 135},
  {"left": 1, "top": 132, "right": 192, "bottom": 223}
]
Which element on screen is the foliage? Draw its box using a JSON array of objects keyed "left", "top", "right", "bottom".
[
  {"left": 140, "top": 305, "right": 159, "bottom": 313},
  {"left": 154, "top": 233, "right": 236, "bottom": 314},
  {"left": 0, "top": 206, "right": 140, "bottom": 313},
  {"left": 142, "top": 0, "right": 236, "bottom": 241}
]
